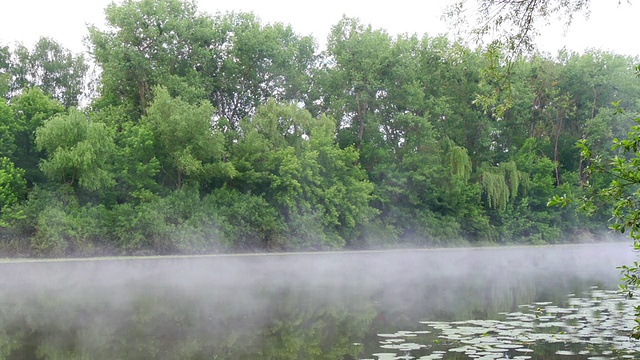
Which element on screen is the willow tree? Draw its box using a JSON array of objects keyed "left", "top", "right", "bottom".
[
  {"left": 443, "top": 137, "right": 473, "bottom": 183},
  {"left": 480, "top": 161, "right": 528, "bottom": 211},
  {"left": 445, "top": 0, "right": 593, "bottom": 54},
  {"left": 36, "top": 109, "right": 115, "bottom": 191}
]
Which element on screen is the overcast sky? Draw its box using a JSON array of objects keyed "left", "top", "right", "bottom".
[{"left": 1, "top": 0, "right": 638, "bottom": 57}]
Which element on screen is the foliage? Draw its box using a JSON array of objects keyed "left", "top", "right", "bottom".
[
  {"left": 549, "top": 110, "right": 640, "bottom": 337},
  {"left": 36, "top": 109, "right": 115, "bottom": 191},
  {"left": 0, "top": 0, "right": 636, "bottom": 256},
  {"left": 445, "top": 0, "right": 592, "bottom": 54},
  {"left": 233, "top": 100, "right": 376, "bottom": 249},
  {"left": 10, "top": 87, "right": 66, "bottom": 185},
  {"left": 88, "top": 0, "right": 215, "bottom": 116},
  {"left": 0, "top": 101, "right": 15, "bottom": 158},
  {"left": 0, "top": 157, "right": 25, "bottom": 227},
  {"left": 207, "top": 12, "right": 316, "bottom": 129},
  {"left": 205, "top": 187, "right": 286, "bottom": 250},
  {"left": 480, "top": 161, "right": 528, "bottom": 211},
  {"left": 140, "top": 86, "right": 232, "bottom": 189},
  {"left": 8, "top": 37, "right": 89, "bottom": 108}
]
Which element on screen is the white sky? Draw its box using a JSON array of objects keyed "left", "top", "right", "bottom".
[{"left": 0, "top": 0, "right": 638, "bottom": 57}]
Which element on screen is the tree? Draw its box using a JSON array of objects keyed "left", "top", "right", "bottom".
[
  {"left": 88, "top": 0, "right": 216, "bottom": 116},
  {"left": 205, "top": 12, "right": 316, "bottom": 129},
  {"left": 445, "top": 0, "right": 592, "bottom": 54},
  {"left": 36, "top": 109, "right": 115, "bottom": 191},
  {"left": 90, "top": 105, "right": 161, "bottom": 204},
  {"left": 89, "top": 0, "right": 315, "bottom": 127},
  {"left": 8, "top": 37, "right": 88, "bottom": 108},
  {"left": 10, "top": 88, "right": 65, "bottom": 185},
  {"left": 140, "top": 86, "right": 233, "bottom": 190},
  {"left": 231, "top": 100, "right": 375, "bottom": 249},
  {"left": 0, "top": 44, "right": 9, "bottom": 98},
  {"left": 0, "top": 157, "right": 26, "bottom": 227},
  {"left": 467, "top": 0, "right": 640, "bottom": 338},
  {"left": 323, "top": 17, "right": 392, "bottom": 149},
  {"left": 416, "top": 36, "right": 493, "bottom": 164},
  {"left": 0, "top": 101, "right": 15, "bottom": 158}
]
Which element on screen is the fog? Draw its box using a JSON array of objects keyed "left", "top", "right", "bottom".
[{"left": 0, "top": 243, "right": 637, "bottom": 358}]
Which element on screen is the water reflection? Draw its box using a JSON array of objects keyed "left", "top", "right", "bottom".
[{"left": 0, "top": 244, "right": 636, "bottom": 359}]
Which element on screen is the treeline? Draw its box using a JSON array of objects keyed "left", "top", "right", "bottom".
[{"left": 0, "top": 0, "right": 638, "bottom": 256}]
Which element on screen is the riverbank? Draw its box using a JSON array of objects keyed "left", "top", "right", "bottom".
[{"left": 0, "top": 239, "right": 633, "bottom": 264}]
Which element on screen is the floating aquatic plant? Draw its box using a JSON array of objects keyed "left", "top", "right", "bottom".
[{"left": 369, "top": 287, "right": 640, "bottom": 359}]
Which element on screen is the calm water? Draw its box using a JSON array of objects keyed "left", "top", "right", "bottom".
[{"left": 0, "top": 243, "right": 638, "bottom": 359}]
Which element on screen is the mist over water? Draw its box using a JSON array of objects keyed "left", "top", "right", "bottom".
[{"left": 0, "top": 243, "right": 636, "bottom": 359}]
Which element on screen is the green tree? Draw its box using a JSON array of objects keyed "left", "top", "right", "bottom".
[
  {"left": 91, "top": 106, "right": 161, "bottom": 204},
  {"left": 320, "top": 17, "right": 393, "bottom": 152},
  {"left": 89, "top": 0, "right": 315, "bottom": 126},
  {"left": 0, "top": 157, "right": 26, "bottom": 227},
  {"left": 0, "top": 44, "right": 9, "bottom": 98},
  {"left": 88, "top": 0, "right": 216, "bottom": 116},
  {"left": 9, "top": 37, "right": 88, "bottom": 108},
  {"left": 140, "top": 86, "right": 233, "bottom": 190},
  {"left": 232, "top": 100, "right": 375, "bottom": 249},
  {"left": 10, "top": 88, "right": 65, "bottom": 185},
  {"left": 0, "top": 101, "right": 15, "bottom": 158},
  {"left": 316, "top": 19, "right": 502, "bottom": 243},
  {"left": 416, "top": 36, "right": 493, "bottom": 165},
  {"left": 36, "top": 109, "right": 115, "bottom": 191},
  {"left": 206, "top": 12, "right": 316, "bottom": 129}
]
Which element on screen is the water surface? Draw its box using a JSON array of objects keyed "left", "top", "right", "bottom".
[{"left": 0, "top": 243, "right": 637, "bottom": 359}]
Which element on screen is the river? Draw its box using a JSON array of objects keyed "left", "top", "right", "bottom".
[{"left": 0, "top": 243, "right": 637, "bottom": 359}]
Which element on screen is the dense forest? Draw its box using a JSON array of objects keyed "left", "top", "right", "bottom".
[{"left": 0, "top": 0, "right": 638, "bottom": 256}]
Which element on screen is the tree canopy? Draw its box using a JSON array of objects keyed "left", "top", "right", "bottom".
[{"left": 0, "top": 0, "right": 636, "bottom": 257}]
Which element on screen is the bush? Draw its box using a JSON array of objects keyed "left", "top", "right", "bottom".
[
  {"left": 156, "top": 186, "right": 224, "bottom": 253},
  {"left": 286, "top": 211, "right": 344, "bottom": 250},
  {"left": 32, "top": 206, "right": 69, "bottom": 256},
  {"left": 107, "top": 202, "right": 169, "bottom": 253},
  {"left": 205, "top": 187, "right": 286, "bottom": 250}
]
